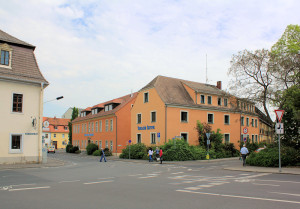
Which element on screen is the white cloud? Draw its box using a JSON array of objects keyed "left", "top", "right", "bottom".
[{"left": 0, "top": 0, "right": 299, "bottom": 118}]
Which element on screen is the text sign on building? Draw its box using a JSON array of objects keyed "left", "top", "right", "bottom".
[
  {"left": 138, "top": 125, "right": 155, "bottom": 130},
  {"left": 275, "top": 110, "right": 284, "bottom": 123},
  {"left": 276, "top": 123, "right": 284, "bottom": 134},
  {"left": 84, "top": 134, "right": 94, "bottom": 137}
]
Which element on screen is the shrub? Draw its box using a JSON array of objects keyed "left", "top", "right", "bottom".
[
  {"left": 86, "top": 143, "right": 98, "bottom": 155},
  {"left": 120, "top": 143, "right": 147, "bottom": 159},
  {"left": 103, "top": 148, "right": 112, "bottom": 156},
  {"left": 247, "top": 146, "right": 300, "bottom": 167},
  {"left": 75, "top": 150, "right": 81, "bottom": 154},
  {"left": 93, "top": 150, "right": 101, "bottom": 156},
  {"left": 66, "top": 144, "right": 73, "bottom": 153},
  {"left": 70, "top": 146, "right": 79, "bottom": 153}
]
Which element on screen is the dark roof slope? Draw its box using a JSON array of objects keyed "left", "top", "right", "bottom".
[
  {"left": 0, "top": 30, "right": 48, "bottom": 85},
  {"left": 140, "top": 75, "right": 229, "bottom": 106}
]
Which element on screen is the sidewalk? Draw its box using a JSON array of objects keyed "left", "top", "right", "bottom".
[
  {"left": 0, "top": 158, "right": 65, "bottom": 170},
  {"left": 224, "top": 165, "right": 300, "bottom": 175}
]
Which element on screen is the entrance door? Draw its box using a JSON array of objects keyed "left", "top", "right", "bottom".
[{"left": 52, "top": 141, "right": 57, "bottom": 149}]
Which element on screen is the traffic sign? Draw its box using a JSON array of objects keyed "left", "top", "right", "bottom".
[
  {"left": 243, "top": 134, "right": 247, "bottom": 142},
  {"left": 207, "top": 139, "right": 210, "bottom": 145},
  {"left": 276, "top": 123, "right": 284, "bottom": 134},
  {"left": 243, "top": 127, "right": 248, "bottom": 134},
  {"left": 157, "top": 133, "right": 160, "bottom": 138},
  {"left": 129, "top": 140, "right": 132, "bottom": 143},
  {"left": 206, "top": 133, "right": 211, "bottom": 140},
  {"left": 275, "top": 110, "right": 284, "bottom": 123}
]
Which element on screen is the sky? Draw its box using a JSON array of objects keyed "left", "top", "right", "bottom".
[{"left": 1, "top": 0, "right": 299, "bottom": 119}]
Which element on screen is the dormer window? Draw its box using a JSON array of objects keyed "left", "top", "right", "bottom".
[
  {"left": 105, "top": 104, "right": 113, "bottom": 112},
  {"left": 1, "top": 50, "right": 9, "bottom": 65}
]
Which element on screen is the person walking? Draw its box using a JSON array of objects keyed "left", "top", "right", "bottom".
[
  {"left": 100, "top": 148, "right": 107, "bottom": 162},
  {"left": 240, "top": 144, "right": 249, "bottom": 166},
  {"left": 148, "top": 148, "right": 153, "bottom": 162},
  {"left": 155, "top": 147, "right": 159, "bottom": 162},
  {"left": 159, "top": 148, "right": 163, "bottom": 164}
]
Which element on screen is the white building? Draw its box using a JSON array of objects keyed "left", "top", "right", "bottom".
[{"left": 0, "top": 29, "right": 49, "bottom": 164}]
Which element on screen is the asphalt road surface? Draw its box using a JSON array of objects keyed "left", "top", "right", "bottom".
[{"left": 1, "top": 151, "right": 299, "bottom": 209}]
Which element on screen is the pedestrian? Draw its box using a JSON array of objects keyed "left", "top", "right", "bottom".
[
  {"left": 240, "top": 144, "right": 249, "bottom": 166},
  {"left": 155, "top": 147, "right": 159, "bottom": 161},
  {"left": 100, "top": 148, "right": 107, "bottom": 162},
  {"left": 148, "top": 148, "right": 153, "bottom": 162},
  {"left": 159, "top": 148, "right": 163, "bottom": 164}
]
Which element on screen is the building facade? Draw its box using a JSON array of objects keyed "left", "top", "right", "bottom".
[
  {"left": 61, "top": 107, "right": 83, "bottom": 119},
  {"left": 42, "top": 117, "right": 70, "bottom": 149},
  {"left": 131, "top": 76, "right": 262, "bottom": 149},
  {"left": 0, "top": 29, "right": 48, "bottom": 164},
  {"left": 72, "top": 93, "right": 137, "bottom": 154}
]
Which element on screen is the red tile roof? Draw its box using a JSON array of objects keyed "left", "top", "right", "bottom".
[{"left": 43, "top": 117, "right": 70, "bottom": 133}]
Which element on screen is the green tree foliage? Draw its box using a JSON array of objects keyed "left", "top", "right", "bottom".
[
  {"left": 68, "top": 107, "right": 79, "bottom": 145},
  {"left": 86, "top": 143, "right": 98, "bottom": 155},
  {"left": 196, "top": 120, "right": 212, "bottom": 148},
  {"left": 119, "top": 143, "right": 148, "bottom": 159}
]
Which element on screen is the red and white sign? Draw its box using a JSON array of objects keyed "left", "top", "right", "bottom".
[
  {"left": 275, "top": 110, "right": 284, "bottom": 123},
  {"left": 243, "top": 127, "right": 248, "bottom": 134}
]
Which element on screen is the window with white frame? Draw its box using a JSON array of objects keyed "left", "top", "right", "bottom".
[
  {"left": 62, "top": 134, "right": 65, "bottom": 138},
  {"left": 110, "top": 119, "right": 113, "bottom": 131},
  {"left": 99, "top": 140, "right": 102, "bottom": 149},
  {"left": 208, "top": 96, "right": 212, "bottom": 104},
  {"left": 181, "top": 111, "right": 188, "bottom": 123},
  {"left": 110, "top": 141, "right": 113, "bottom": 152},
  {"left": 105, "top": 140, "right": 108, "bottom": 148},
  {"left": 200, "top": 95, "right": 205, "bottom": 104},
  {"left": 85, "top": 124, "right": 87, "bottom": 133},
  {"left": 151, "top": 133, "right": 156, "bottom": 144},
  {"left": 252, "top": 135, "right": 254, "bottom": 143},
  {"left": 10, "top": 134, "right": 23, "bottom": 153},
  {"left": 241, "top": 116, "right": 244, "bottom": 126},
  {"left": 88, "top": 123, "right": 91, "bottom": 132},
  {"left": 224, "top": 134, "right": 230, "bottom": 143},
  {"left": 255, "top": 135, "right": 258, "bottom": 143},
  {"left": 208, "top": 113, "right": 214, "bottom": 124},
  {"left": 99, "top": 120, "right": 102, "bottom": 132},
  {"left": 105, "top": 120, "right": 109, "bottom": 132},
  {"left": 181, "top": 133, "right": 188, "bottom": 142},
  {"left": 224, "top": 115, "right": 230, "bottom": 125},
  {"left": 95, "top": 121, "right": 98, "bottom": 132},
  {"left": 137, "top": 133, "right": 141, "bottom": 144},
  {"left": 218, "top": 97, "right": 222, "bottom": 106},
  {"left": 224, "top": 98, "right": 228, "bottom": 107},
  {"left": 246, "top": 118, "right": 249, "bottom": 126},
  {"left": 137, "top": 113, "right": 142, "bottom": 124},
  {"left": 151, "top": 111, "right": 156, "bottom": 123},
  {"left": 252, "top": 119, "right": 254, "bottom": 127},
  {"left": 91, "top": 122, "right": 94, "bottom": 132},
  {"left": 144, "top": 92, "right": 149, "bottom": 103}
]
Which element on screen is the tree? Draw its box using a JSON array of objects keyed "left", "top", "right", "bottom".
[
  {"left": 270, "top": 24, "right": 300, "bottom": 108},
  {"left": 68, "top": 107, "right": 79, "bottom": 145},
  {"left": 196, "top": 120, "right": 212, "bottom": 148},
  {"left": 228, "top": 49, "right": 274, "bottom": 121}
]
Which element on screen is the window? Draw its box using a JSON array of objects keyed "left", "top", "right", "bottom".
[
  {"left": 224, "top": 115, "right": 230, "bottom": 125},
  {"left": 85, "top": 124, "right": 87, "bottom": 133},
  {"left": 54, "top": 126, "right": 58, "bottom": 130},
  {"left": 200, "top": 95, "right": 205, "bottom": 104},
  {"left": 224, "top": 98, "right": 228, "bottom": 107},
  {"left": 110, "top": 119, "right": 113, "bottom": 131},
  {"left": 137, "top": 113, "right": 142, "bottom": 124},
  {"left": 137, "top": 134, "right": 141, "bottom": 144},
  {"left": 62, "top": 134, "right": 65, "bottom": 138},
  {"left": 99, "top": 140, "right": 102, "bottom": 149},
  {"left": 255, "top": 135, "right": 258, "bottom": 143},
  {"left": 82, "top": 124, "right": 84, "bottom": 133},
  {"left": 110, "top": 141, "right": 113, "bottom": 152},
  {"left": 151, "top": 133, "right": 156, "bottom": 144},
  {"left": 151, "top": 111, "right": 156, "bottom": 123},
  {"left": 218, "top": 97, "right": 222, "bottom": 106},
  {"left": 237, "top": 100, "right": 240, "bottom": 108},
  {"left": 255, "top": 119, "right": 258, "bottom": 127},
  {"left": 10, "top": 134, "right": 22, "bottom": 153},
  {"left": 207, "top": 96, "right": 212, "bottom": 105},
  {"left": 144, "top": 92, "right": 149, "bottom": 103},
  {"left": 246, "top": 118, "right": 249, "bottom": 126},
  {"left": 54, "top": 134, "right": 56, "bottom": 138},
  {"left": 105, "top": 120, "right": 109, "bottom": 132},
  {"left": 241, "top": 116, "right": 244, "bottom": 126},
  {"left": 99, "top": 121, "right": 102, "bottom": 132},
  {"left": 208, "top": 113, "right": 214, "bottom": 124},
  {"left": 251, "top": 119, "right": 254, "bottom": 127},
  {"left": 1, "top": 50, "right": 10, "bottom": 66},
  {"left": 105, "top": 140, "right": 108, "bottom": 148},
  {"left": 181, "top": 111, "right": 188, "bottom": 123},
  {"left": 12, "top": 93, "right": 23, "bottom": 113},
  {"left": 224, "top": 134, "right": 230, "bottom": 143},
  {"left": 91, "top": 122, "right": 94, "bottom": 132},
  {"left": 64, "top": 126, "right": 68, "bottom": 130},
  {"left": 45, "top": 134, "right": 48, "bottom": 138},
  {"left": 88, "top": 123, "right": 91, "bottom": 132},
  {"left": 181, "top": 133, "right": 188, "bottom": 142},
  {"left": 252, "top": 135, "right": 254, "bottom": 143},
  {"left": 95, "top": 122, "right": 98, "bottom": 132},
  {"left": 247, "top": 104, "right": 249, "bottom": 111}
]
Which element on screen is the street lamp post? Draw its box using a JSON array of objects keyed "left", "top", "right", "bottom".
[{"left": 44, "top": 96, "right": 64, "bottom": 103}]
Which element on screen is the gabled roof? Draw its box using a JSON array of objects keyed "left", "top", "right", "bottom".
[
  {"left": 139, "top": 75, "right": 229, "bottom": 106},
  {"left": 0, "top": 29, "right": 48, "bottom": 86},
  {"left": 43, "top": 117, "right": 70, "bottom": 126},
  {"left": 73, "top": 92, "right": 138, "bottom": 123}
]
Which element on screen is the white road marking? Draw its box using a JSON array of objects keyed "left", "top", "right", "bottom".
[
  {"left": 171, "top": 172, "right": 184, "bottom": 174},
  {"left": 252, "top": 183, "right": 279, "bottom": 187},
  {"left": 9, "top": 186, "right": 50, "bottom": 191},
  {"left": 97, "top": 177, "right": 115, "bottom": 180},
  {"left": 83, "top": 180, "right": 114, "bottom": 185},
  {"left": 270, "top": 192, "right": 300, "bottom": 197},
  {"left": 139, "top": 176, "right": 157, "bottom": 179},
  {"left": 11, "top": 183, "right": 37, "bottom": 187},
  {"left": 59, "top": 180, "right": 80, "bottom": 183},
  {"left": 129, "top": 174, "right": 143, "bottom": 176},
  {"left": 176, "top": 190, "right": 300, "bottom": 204},
  {"left": 257, "top": 179, "right": 300, "bottom": 184}
]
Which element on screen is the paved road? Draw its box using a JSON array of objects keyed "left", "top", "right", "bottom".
[{"left": 0, "top": 152, "right": 299, "bottom": 209}]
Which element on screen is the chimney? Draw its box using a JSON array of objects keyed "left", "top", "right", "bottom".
[{"left": 217, "top": 81, "right": 222, "bottom": 90}]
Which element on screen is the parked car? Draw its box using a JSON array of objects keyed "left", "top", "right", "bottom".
[
  {"left": 48, "top": 145, "right": 56, "bottom": 153},
  {"left": 254, "top": 147, "right": 265, "bottom": 153}
]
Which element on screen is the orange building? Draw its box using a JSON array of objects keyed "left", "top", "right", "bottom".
[
  {"left": 131, "top": 76, "right": 261, "bottom": 149},
  {"left": 72, "top": 93, "right": 137, "bottom": 154}
]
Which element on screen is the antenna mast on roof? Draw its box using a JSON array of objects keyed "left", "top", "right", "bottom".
[{"left": 206, "top": 54, "right": 208, "bottom": 84}]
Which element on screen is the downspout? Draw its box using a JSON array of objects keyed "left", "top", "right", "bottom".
[
  {"left": 165, "top": 104, "right": 167, "bottom": 143},
  {"left": 115, "top": 115, "right": 118, "bottom": 156},
  {"left": 38, "top": 82, "right": 44, "bottom": 163}
]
